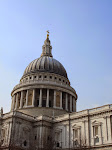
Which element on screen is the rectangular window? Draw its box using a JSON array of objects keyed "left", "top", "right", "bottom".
[
  {"left": 94, "top": 126, "right": 98, "bottom": 136},
  {"left": 73, "top": 129, "right": 78, "bottom": 139}
]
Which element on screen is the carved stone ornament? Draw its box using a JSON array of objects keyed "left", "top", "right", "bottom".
[
  {"left": 92, "top": 120, "right": 102, "bottom": 126},
  {"left": 23, "top": 126, "right": 30, "bottom": 132},
  {"left": 72, "top": 124, "right": 81, "bottom": 129}
]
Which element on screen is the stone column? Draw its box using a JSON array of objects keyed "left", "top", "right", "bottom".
[
  {"left": 39, "top": 89, "right": 42, "bottom": 107},
  {"left": 26, "top": 90, "right": 29, "bottom": 106},
  {"left": 15, "top": 93, "right": 18, "bottom": 110},
  {"left": 53, "top": 90, "right": 56, "bottom": 108},
  {"left": 32, "top": 89, "right": 35, "bottom": 107},
  {"left": 75, "top": 100, "right": 77, "bottom": 112},
  {"left": 99, "top": 125, "right": 103, "bottom": 144},
  {"left": 46, "top": 89, "right": 49, "bottom": 107},
  {"left": 20, "top": 91, "right": 23, "bottom": 109},
  {"left": 11, "top": 97, "right": 13, "bottom": 110},
  {"left": 66, "top": 124, "right": 69, "bottom": 148},
  {"left": 70, "top": 95, "right": 72, "bottom": 112},
  {"left": 11, "top": 95, "right": 16, "bottom": 110},
  {"left": 64, "top": 125, "right": 67, "bottom": 147},
  {"left": 91, "top": 126, "right": 94, "bottom": 146},
  {"left": 8, "top": 122, "right": 12, "bottom": 144},
  {"left": 103, "top": 117, "right": 108, "bottom": 142},
  {"left": 12, "top": 95, "right": 16, "bottom": 110},
  {"left": 60, "top": 92, "right": 63, "bottom": 109},
  {"left": 107, "top": 116, "right": 111, "bottom": 143},
  {"left": 73, "top": 97, "right": 76, "bottom": 112},
  {"left": 65, "top": 93, "right": 68, "bottom": 111},
  {"left": 83, "top": 120, "right": 86, "bottom": 144}
]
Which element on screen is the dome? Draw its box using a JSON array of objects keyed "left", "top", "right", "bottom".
[
  {"left": 11, "top": 32, "right": 77, "bottom": 117},
  {"left": 23, "top": 56, "right": 68, "bottom": 78},
  {"left": 23, "top": 33, "right": 68, "bottom": 79}
]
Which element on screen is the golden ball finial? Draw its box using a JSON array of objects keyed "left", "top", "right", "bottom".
[{"left": 46, "top": 30, "right": 49, "bottom": 39}]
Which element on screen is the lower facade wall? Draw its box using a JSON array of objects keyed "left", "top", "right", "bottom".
[{"left": 61, "top": 146, "right": 112, "bottom": 150}]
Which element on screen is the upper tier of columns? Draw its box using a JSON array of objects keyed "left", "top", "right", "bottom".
[{"left": 11, "top": 89, "right": 76, "bottom": 113}]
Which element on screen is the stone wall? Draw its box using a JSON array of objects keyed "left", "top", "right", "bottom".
[{"left": 18, "top": 107, "right": 68, "bottom": 117}]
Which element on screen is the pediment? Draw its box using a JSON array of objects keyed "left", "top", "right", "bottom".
[
  {"left": 72, "top": 124, "right": 81, "bottom": 129},
  {"left": 92, "top": 120, "right": 102, "bottom": 126}
]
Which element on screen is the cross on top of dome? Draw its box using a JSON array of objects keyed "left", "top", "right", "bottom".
[
  {"left": 41, "top": 31, "right": 52, "bottom": 57},
  {"left": 46, "top": 30, "right": 49, "bottom": 39}
]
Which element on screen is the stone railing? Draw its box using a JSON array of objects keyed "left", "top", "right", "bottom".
[
  {"left": 11, "top": 79, "right": 76, "bottom": 96},
  {"left": 54, "top": 104, "right": 112, "bottom": 122},
  {"left": 88, "top": 104, "right": 112, "bottom": 113},
  {"left": 70, "top": 110, "right": 88, "bottom": 119}
]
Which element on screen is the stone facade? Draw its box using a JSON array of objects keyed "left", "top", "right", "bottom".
[{"left": 0, "top": 34, "right": 112, "bottom": 150}]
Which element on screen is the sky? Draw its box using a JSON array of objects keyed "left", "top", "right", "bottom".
[{"left": 0, "top": 0, "right": 112, "bottom": 113}]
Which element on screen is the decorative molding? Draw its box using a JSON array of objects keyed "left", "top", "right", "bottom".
[
  {"left": 23, "top": 126, "right": 31, "bottom": 132},
  {"left": 92, "top": 120, "right": 102, "bottom": 126},
  {"left": 72, "top": 124, "right": 81, "bottom": 129}
]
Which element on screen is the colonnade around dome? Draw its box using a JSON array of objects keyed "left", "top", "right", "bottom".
[{"left": 11, "top": 88, "right": 76, "bottom": 112}]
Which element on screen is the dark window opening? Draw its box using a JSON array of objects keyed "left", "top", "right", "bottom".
[
  {"left": 37, "top": 100, "right": 39, "bottom": 106},
  {"left": 47, "top": 136, "right": 50, "bottom": 140},
  {"left": 30, "top": 77, "right": 32, "bottom": 79},
  {"left": 56, "top": 142, "right": 60, "bottom": 147},
  {"left": 44, "top": 76, "right": 47, "bottom": 78},
  {"left": 42, "top": 100, "right": 46, "bottom": 107},
  {"left": 63, "top": 80, "right": 65, "bottom": 82},
  {"left": 55, "top": 77, "right": 57, "bottom": 80},
  {"left": 35, "top": 136, "right": 37, "bottom": 140},
  {"left": 34, "top": 76, "right": 36, "bottom": 78},
  {"left": 39, "top": 75, "right": 41, "bottom": 78},
  {"left": 24, "top": 140, "right": 27, "bottom": 146},
  {"left": 59, "top": 78, "right": 61, "bottom": 81},
  {"left": 49, "top": 101, "right": 51, "bottom": 107},
  {"left": 50, "top": 76, "right": 52, "bottom": 79}
]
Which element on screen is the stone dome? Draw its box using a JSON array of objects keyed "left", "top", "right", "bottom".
[
  {"left": 23, "top": 34, "right": 68, "bottom": 79},
  {"left": 23, "top": 56, "right": 68, "bottom": 78},
  {"left": 11, "top": 32, "right": 77, "bottom": 117}
]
